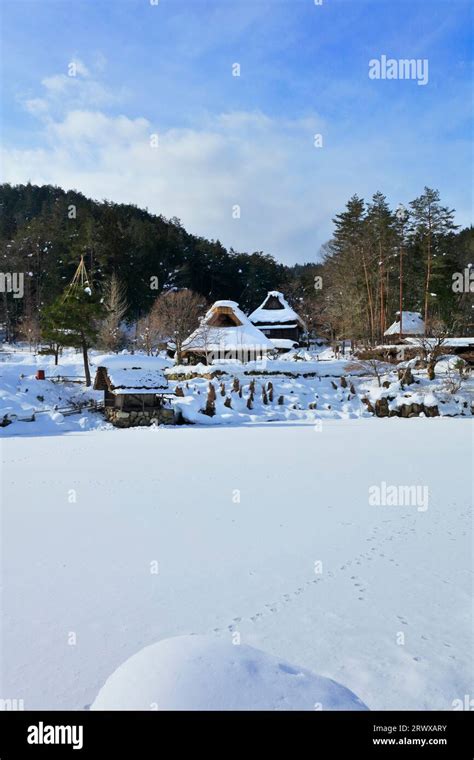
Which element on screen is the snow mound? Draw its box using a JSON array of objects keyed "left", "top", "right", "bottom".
[{"left": 91, "top": 635, "right": 368, "bottom": 711}]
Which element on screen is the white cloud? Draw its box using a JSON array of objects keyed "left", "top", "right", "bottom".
[
  {"left": 5, "top": 63, "right": 471, "bottom": 264},
  {"left": 3, "top": 103, "right": 338, "bottom": 262}
]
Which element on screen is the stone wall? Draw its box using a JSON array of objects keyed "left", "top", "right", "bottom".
[
  {"left": 105, "top": 407, "right": 175, "bottom": 428},
  {"left": 362, "top": 397, "right": 439, "bottom": 418}
]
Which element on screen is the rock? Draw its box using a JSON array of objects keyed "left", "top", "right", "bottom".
[
  {"left": 397, "top": 367, "right": 415, "bottom": 385},
  {"left": 375, "top": 398, "right": 390, "bottom": 417},
  {"left": 361, "top": 397, "right": 374, "bottom": 413}
]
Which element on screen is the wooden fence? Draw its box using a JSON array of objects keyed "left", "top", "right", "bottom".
[{"left": 2, "top": 399, "right": 104, "bottom": 425}]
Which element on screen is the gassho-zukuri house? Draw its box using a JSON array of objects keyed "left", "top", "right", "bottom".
[
  {"left": 181, "top": 300, "right": 274, "bottom": 364},
  {"left": 383, "top": 311, "right": 425, "bottom": 341},
  {"left": 248, "top": 291, "right": 307, "bottom": 351},
  {"left": 93, "top": 356, "right": 175, "bottom": 427}
]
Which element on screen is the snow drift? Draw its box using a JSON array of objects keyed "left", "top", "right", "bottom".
[{"left": 91, "top": 635, "right": 368, "bottom": 711}]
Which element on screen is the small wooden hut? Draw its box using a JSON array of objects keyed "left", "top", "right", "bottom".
[{"left": 93, "top": 359, "right": 175, "bottom": 427}]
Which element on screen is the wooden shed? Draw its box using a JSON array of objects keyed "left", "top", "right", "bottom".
[{"left": 93, "top": 360, "right": 175, "bottom": 427}]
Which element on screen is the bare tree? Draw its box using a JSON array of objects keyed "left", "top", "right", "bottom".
[
  {"left": 98, "top": 274, "right": 128, "bottom": 352},
  {"left": 17, "top": 312, "right": 41, "bottom": 350},
  {"left": 346, "top": 359, "right": 392, "bottom": 388},
  {"left": 135, "top": 313, "right": 161, "bottom": 356},
  {"left": 187, "top": 319, "right": 227, "bottom": 365},
  {"left": 412, "top": 320, "right": 447, "bottom": 380},
  {"left": 151, "top": 289, "right": 205, "bottom": 363}
]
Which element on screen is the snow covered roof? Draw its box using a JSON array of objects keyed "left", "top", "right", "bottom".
[
  {"left": 270, "top": 338, "right": 298, "bottom": 350},
  {"left": 384, "top": 311, "right": 425, "bottom": 336},
  {"left": 249, "top": 291, "right": 306, "bottom": 329},
  {"left": 405, "top": 336, "right": 474, "bottom": 347},
  {"left": 183, "top": 301, "right": 274, "bottom": 353},
  {"left": 93, "top": 355, "right": 169, "bottom": 393}
]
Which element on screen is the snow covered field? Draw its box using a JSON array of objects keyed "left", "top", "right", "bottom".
[{"left": 1, "top": 418, "right": 472, "bottom": 710}]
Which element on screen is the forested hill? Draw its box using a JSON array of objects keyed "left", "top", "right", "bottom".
[
  {"left": 1, "top": 182, "right": 472, "bottom": 341},
  {"left": 0, "top": 183, "right": 297, "bottom": 318}
]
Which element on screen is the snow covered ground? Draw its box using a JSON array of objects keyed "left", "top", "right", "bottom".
[
  {"left": 1, "top": 346, "right": 472, "bottom": 436},
  {"left": 91, "top": 635, "right": 368, "bottom": 710},
  {"left": 1, "top": 418, "right": 472, "bottom": 710}
]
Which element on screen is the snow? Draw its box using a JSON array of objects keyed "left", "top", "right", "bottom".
[
  {"left": 249, "top": 291, "right": 305, "bottom": 328},
  {"left": 1, "top": 419, "right": 472, "bottom": 711},
  {"left": 384, "top": 311, "right": 425, "bottom": 336},
  {"left": 270, "top": 338, "right": 298, "bottom": 350},
  {"left": 93, "top": 354, "right": 170, "bottom": 392},
  {"left": 91, "top": 635, "right": 368, "bottom": 711},
  {"left": 404, "top": 337, "right": 474, "bottom": 348},
  {"left": 1, "top": 346, "right": 471, "bottom": 435}
]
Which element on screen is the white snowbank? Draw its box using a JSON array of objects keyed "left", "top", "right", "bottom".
[{"left": 91, "top": 635, "right": 368, "bottom": 711}]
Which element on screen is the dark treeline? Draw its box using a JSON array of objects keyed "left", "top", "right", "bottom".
[{"left": 0, "top": 183, "right": 472, "bottom": 344}]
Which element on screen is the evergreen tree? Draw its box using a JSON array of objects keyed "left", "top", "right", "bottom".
[
  {"left": 41, "top": 290, "right": 105, "bottom": 385},
  {"left": 408, "top": 187, "right": 457, "bottom": 331}
]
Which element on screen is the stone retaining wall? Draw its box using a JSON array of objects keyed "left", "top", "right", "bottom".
[{"left": 105, "top": 407, "right": 175, "bottom": 428}]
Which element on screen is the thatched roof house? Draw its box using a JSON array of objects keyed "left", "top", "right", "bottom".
[
  {"left": 384, "top": 311, "right": 425, "bottom": 340},
  {"left": 92, "top": 356, "right": 174, "bottom": 427},
  {"left": 181, "top": 300, "right": 274, "bottom": 364},
  {"left": 248, "top": 291, "right": 306, "bottom": 349}
]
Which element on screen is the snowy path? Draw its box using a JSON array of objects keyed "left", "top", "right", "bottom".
[{"left": 0, "top": 419, "right": 472, "bottom": 710}]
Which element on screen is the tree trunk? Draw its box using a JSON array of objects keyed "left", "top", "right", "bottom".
[
  {"left": 362, "top": 252, "right": 375, "bottom": 344},
  {"left": 399, "top": 241, "right": 403, "bottom": 336},
  {"left": 379, "top": 240, "right": 385, "bottom": 340},
  {"left": 81, "top": 337, "right": 91, "bottom": 386},
  {"left": 424, "top": 232, "right": 431, "bottom": 334}
]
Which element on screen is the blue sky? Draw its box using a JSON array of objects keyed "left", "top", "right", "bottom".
[{"left": 1, "top": 0, "right": 472, "bottom": 264}]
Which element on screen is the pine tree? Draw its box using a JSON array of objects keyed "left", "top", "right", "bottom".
[
  {"left": 41, "top": 260, "right": 105, "bottom": 385},
  {"left": 409, "top": 188, "right": 457, "bottom": 331}
]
